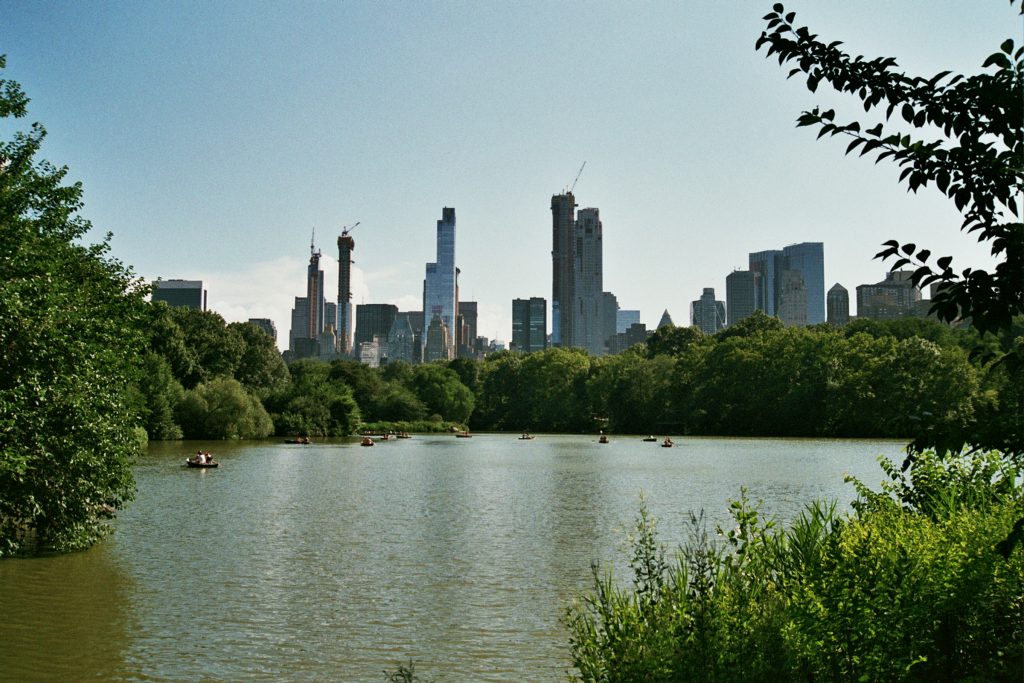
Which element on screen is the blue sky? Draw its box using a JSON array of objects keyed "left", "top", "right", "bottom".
[{"left": 3, "top": 1, "right": 1017, "bottom": 348}]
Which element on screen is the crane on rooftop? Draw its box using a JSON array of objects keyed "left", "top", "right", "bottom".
[
  {"left": 569, "top": 161, "right": 586, "bottom": 194},
  {"left": 341, "top": 221, "right": 361, "bottom": 237}
]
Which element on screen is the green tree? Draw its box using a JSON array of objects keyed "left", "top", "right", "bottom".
[
  {"left": 137, "top": 351, "right": 185, "bottom": 440},
  {"left": 176, "top": 377, "right": 274, "bottom": 440},
  {"left": 265, "top": 360, "right": 360, "bottom": 436},
  {"left": 411, "top": 364, "right": 475, "bottom": 423},
  {"left": 587, "top": 349, "right": 676, "bottom": 434},
  {"left": 168, "top": 307, "right": 245, "bottom": 388},
  {"left": 229, "top": 321, "right": 289, "bottom": 396},
  {"left": 645, "top": 324, "right": 705, "bottom": 358},
  {"left": 0, "top": 57, "right": 149, "bottom": 554}
]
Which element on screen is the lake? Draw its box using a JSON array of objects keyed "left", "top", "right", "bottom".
[{"left": 0, "top": 434, "right": 906, "bottom": 681}]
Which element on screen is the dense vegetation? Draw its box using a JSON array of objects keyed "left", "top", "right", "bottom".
[
  {"left": 136, "top": 305, "right": 1023, "bottom": 447},
  {"left": 0, "top": 56, "right": 150, "bottom": 555}
]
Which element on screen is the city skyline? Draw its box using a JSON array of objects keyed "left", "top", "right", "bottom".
[{"left": 3, "top": 2, "right": 1011, "bottom": 348}]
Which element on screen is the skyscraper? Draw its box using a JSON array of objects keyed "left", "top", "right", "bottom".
[
  {"left": 354, "top": 304, "right": 399, "bottom": 350},
  {"left": 151, "top": 279, "right": 206, "bottom": 310},
  {"left": 617, "top": 309, "right": 641, "bottom": 334},
  {"left": 782, "top": 242, "right": 825, "bottom": 324},
  {"left": 306, "top": 235, "right": 325, "bottom": 341},
  {"left": 777, "top": 270, "right": 808, "bottom": 327},
  {"left": 457, "top": 301, "right": 479, "bottom": 358},
  {"left": 749, "top": 250, "right": 784, "bottom": 317},
  {"left": 601, "top": 292, "right": 619, "bottom": 352},
  {"left": 691, "top": 288, "right": 725, "bottom": 335},
  {"left": 857, "top": 271, "right": 922, "bottom": 320},
  {"left": 423, "top": 207, "right": 456, "bottom": 360},
  {"left": 337, "top": 229, "right": 355, "bottom": 355},
  {"left": 725, "top": 270, "right": 757, "bottom": 326},
  {"left": 551, "top": 192, "right": 576, "bottom": 347},
  {"left": 827, "top": 283, "right": 850, "bottom": 326},
  {"left": 512, "top": 297, "right": 547, "bottom": 353},
  {"left": 573, "top": 207, "right": 604, "bottom": 355}
]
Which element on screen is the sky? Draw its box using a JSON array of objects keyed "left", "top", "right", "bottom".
[{"left": 3, "top": 1, "right": 1019, "bottom": 349}]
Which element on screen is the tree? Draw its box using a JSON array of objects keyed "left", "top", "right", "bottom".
[
  {"left": 410, "top": 364, "right": 475, "bottom": 424},
  {"left": 264, "top": 360, "right": 360, "bottom": 436},
  {"left": 0, "top": 57, "right": 149, "bottom": 554},
  {"left": 757, "top": 3, "right": 1023, "bottom": 457},
  {"left": 645, "top": 324, "right": 705, "bottom": 358},
  {"left": 175, "top": 377, "right": 274, "bottom": 440},
  {"left": 229, "top": 321, "right": 289, "bottom": 396}
]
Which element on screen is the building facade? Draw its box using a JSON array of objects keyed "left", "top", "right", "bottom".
[
  {"left": 551, "top": 192, "right": 576, "bottom": 347},
  {"left": 354, "top": 303, "right": 398, "bottom": 350},
  {"left": 691, "top": 288, "right": 726, "bottom": 335},
  {"left": 337, "top": 231, "right": 355, "bottom": 356},
  {"left": 151, "top": 279, "right": 206, "bottom": 310},
  {"left": 423, "top": 207, "right": 457, "bottom": 360},
  {"left": 749, "top": 250, "right": 784, "bottom": 317},
  {"left": 512, "top": 297, "right": 548, "bottom": 353},
  {"left": 778, "top": 269, "right": 809, "bottom": 327},
  {"left": 856, "top": 271, "right": 922, "bottom": 320},
  {"left": 573, "top": 207, "right": 605, "bottom": 355},
  {"left": 782, "top": 242, "right": 825, "bottom": 324},
  {"left": 827, "top": 283, "right": 850, "bottom": 326},
  {"left": 725, "top": 270, "right": 757, "bottom": 326},
  {"left": 247, "top": 318, "right": 277, "bottom": 341}
]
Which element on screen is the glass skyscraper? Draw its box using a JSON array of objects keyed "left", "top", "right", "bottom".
[
  {"left": 423, "top": 207, "right": 457, "bottom": 360},
  {"left": 782, "top": 242, "right": 825, "bottom": 325}
]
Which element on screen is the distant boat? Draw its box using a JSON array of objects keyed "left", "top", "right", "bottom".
[
  {"left": 642, "top": 436, "right": 657, "bottom": 442},
  {"left": 662, "top": 438, "right": 674, "bottom": 448},
  {"left": 456, "top": 431, "right": 473, "bottom": 438},
  {"left": 360, "top": 437, "right": 375, "bottom": 447},
  {"left": 396, "top": 432, "right": 412, "bottom": 439},
  {"left": 599, "top": 435, "right": 609, "bottom": 444},
  {"left": 518, "top": 433, "right": 535, "bottom": 440},
  {"left": 284, "top": 437, "right": 311, "bottom": 444},
  {"left": 185, "top": 457, "right": 218, "bottom": 468}
]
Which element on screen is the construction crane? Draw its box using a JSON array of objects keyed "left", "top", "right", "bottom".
[
  {"left": 341, "top": 221, "right": 361, "bottom": 237},
  {"left": 569, "top": 161, "right": 586, "bottom": 194}
]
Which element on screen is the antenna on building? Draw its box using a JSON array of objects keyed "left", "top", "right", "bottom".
[{"left": 569, "top": 161, "right": 586, "bottom": 194}]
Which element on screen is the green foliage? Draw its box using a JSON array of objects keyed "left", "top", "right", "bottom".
[
  {"left": 757, "top": 3, "right": 1023, "bottom": 458},
  {"left": 0, "top": 56, "right": 148, "bottom": 554},
  {"left": 410, "top": 363, "right": 475, "bottom": 424},
  {"left": 229, "top": 321, "right": 289, "bottom": 396},
  {"left": 567, "top": 451, "right": 1024, "bottom": 682},
  {"left": 137, "top": 351, "right": 184, "bottom": 440},
  {"left": 264, "top": 360, "right": 360, "bottom": 436},
  {"left": 646, "top": 324, "right": 706, "bottom": 358},
  {"left": 175, "top": 377, "right": 274, "bottom": 440}
]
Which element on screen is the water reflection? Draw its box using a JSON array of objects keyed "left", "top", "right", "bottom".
[
  {"left": 0, "top": 544, "right": 133, "bottom": 680},
  {"left": 1, "top": 435, "right": 905, "bottom": 681}
]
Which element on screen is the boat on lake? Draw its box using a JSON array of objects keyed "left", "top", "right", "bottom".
[
  {"left": 642, "top": 436, "right": 657, "bottom": 442},
  {"left": 599, "top": 434, "right": 609, "bottom": 444},
  {"left": 662, "top": 438, "right": 674, "bottom": 448},
  {"left": 185, "top": 456, "right": 219, "bottom": 468},
  {"left": 284, "top": 437, "right": 311, "bottom": 444},
  {"left": 518, "top": 433, "right": 535, "bottom": 440},
  {"left": 360, "top": 437, "right": 375, "bottom": 447},
  {"left": 456, "top": 431, "right": 473, "bottom": 438}
]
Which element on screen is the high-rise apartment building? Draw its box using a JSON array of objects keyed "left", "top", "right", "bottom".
[
  {"left": 306, "top": 236, "right": 325, "bottom": 341},
  {"left": 691, "top": 288, "right": 726, "bottom": 335},
  {"left": 725, "top": 270, "right": 758, "bottom": 326},
  {"left": 423, "top": 207, "right": 457, "bottom": 360},
  {"left": 601, "top": 292, "right": 618, "bottom": 352},
  {"left": 151, "top": 279, "right": 206, "bottom": 310},
  {"left": 512, "top": 297, "right": 547, "bottom": 353},
  {"left": 827, "top": 284, "right": 850, "bottom": 326},
  {"left": 551, "top": 192, "right": 576, "bottom": 347},
  {"left": 573, "top": 207, "right": 605, "bottom": 355},
  {"left": 337, "top": 230, "right": 355, "bottom": 355}
]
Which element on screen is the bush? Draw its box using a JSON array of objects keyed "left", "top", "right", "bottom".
[{"left": 566, "top": 451, "right": 1024, "bottom": 682}]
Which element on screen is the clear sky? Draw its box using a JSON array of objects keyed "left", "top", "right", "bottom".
[{"left": 3, "top": 1, "right": 1018, "bottom": 348}]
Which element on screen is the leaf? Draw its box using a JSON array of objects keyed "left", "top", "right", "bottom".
[
  {"left": 916, "top": 249, "right": 931, "bottom": 263},
  {"left": 846, "top": 138, "right": 865, "bottom": 155},
  {"left": 1001, "top": 38, "right": 1014, "bottom": 54},
  {"left": 982, "top": 53, "right": 1012, "bottom": 69},
  {"left": 773, "top": 2, "right": 784, "bottom": 12},
  {"left": 936, "top": 256, "right": 953, "bottom": 271},
  {"left": 901, "top": 103, "right": 915, "bottom": 122},
  {"left": 901, "top": 243, "right": 916, "bottom": 255}
]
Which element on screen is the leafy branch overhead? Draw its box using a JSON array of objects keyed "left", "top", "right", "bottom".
[{"left": 756, "top": 4, "right": 1024, "bottom": 337}]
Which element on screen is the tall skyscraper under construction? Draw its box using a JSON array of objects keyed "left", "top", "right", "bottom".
[{"left": 337, "top": 226, "right": 356, "bottom": 355}]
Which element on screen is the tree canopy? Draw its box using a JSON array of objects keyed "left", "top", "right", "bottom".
[{"left": 0, "top": 56, "right": 150, "bottom": 555}]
